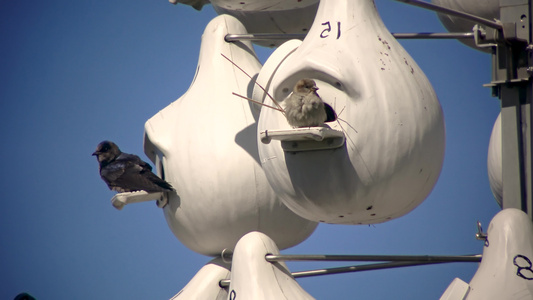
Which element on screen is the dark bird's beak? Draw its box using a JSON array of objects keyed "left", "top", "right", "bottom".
[
  {"left": 312, "top": 87, "right": 319, "bottom": 91},
  {"left": 92, "top": 151, "right": 99, "bottom": 156}
]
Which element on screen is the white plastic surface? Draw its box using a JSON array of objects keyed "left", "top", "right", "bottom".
[
  {"left": 260, "top": 127, "right": 345, "bottom": 151},
  {"left": 170, "top": 258, "right": 230, "bottom": 300},
  {"left": 487, "top": 113, "right": 502, "bottom": 206},
  {"left": 463, "top": 209, "right": 533, "bottom": 299},
  {"left": 144, "top": 15, "right": 317, "bottom": 256},
  {"left": 110, "top": 191, "right": 164, "bottom": 210},
  {"left": 228, "top": 231, "right": 315, "bottom": 300},
  {"left": 439, "top": 278, "right": 470, "bottom": 300},
  {"left": 254, "top": 0, "right": 445, "bottom": 224}
]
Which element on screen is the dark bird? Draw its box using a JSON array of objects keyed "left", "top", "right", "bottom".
[
  {"left": 92, "top": 140, "right": 174, "bottom": 193},
  {"left": 284, "top": 78, "right": 328, "bottom": 127}
]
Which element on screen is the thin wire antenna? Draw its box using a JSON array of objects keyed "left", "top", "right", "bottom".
[
  {"left": 335, "top": 119, "right": 356, "bottom": 153},
  {"left": 336, "top": 117, "right": 358, "bottom": 134},
  {"left": 220, "top": 53, "right": 284, "bottom": 111},
  {"left": 333, "top": 106, "right": 358, "bottom": 134},
  {"left": 332, "top": 107, "right": 372, "bottom": 182},
  {"left": 232, "top": 92, "right": 286, "bottom": 114},
  {"left": 337, "top": 106, "right": 346, "bottom": 117}
]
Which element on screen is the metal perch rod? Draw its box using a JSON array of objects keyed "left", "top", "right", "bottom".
[
  {"left": 291, "top": 261, "right": 447, "bottom": 279},
  {"left": 265, "top": 253, "right": 482, "bottom": 263},
  {"left": 218, "top": 254, "right": 482, "bottom": 287},
  {"left": 225, "top": 32, "right": 475, "bottom": 42},
  {"left": 392, "top": 32, "right": 475, "bottom": 39}
]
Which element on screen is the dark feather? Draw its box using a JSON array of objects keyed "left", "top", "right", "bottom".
[
  {"left": 324, "top": 103, "right": 337, "bottom": 122},
  {"left": 93, "top": 141, "right": 174, "bottom": 193}
]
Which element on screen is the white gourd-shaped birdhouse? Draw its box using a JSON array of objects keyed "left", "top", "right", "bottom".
[
  {"left": 487, "top": 113, "right": 502, "bottom": 206},
  {"left": 144, "top": 15, "right": 317, "bottom": 256},
  {"left": 440, "top": 209, "right": 533, "bottom": 299},
  {"left": 254, "top": 0, "right": 446, "bottom": 224}
]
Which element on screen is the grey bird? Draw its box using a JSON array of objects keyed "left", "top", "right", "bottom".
[
  {"left": 284, "top": 78, "right": 328, "bottom": 127},
  {"left": 92, "top": 140, "right": 174, "bottom": 193}
]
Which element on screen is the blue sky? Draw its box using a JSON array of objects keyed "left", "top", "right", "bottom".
[{"left": 1, "top": 1, "right": 501, "bottom": 299}]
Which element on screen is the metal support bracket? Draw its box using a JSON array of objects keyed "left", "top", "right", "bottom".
[{"left": 492, "top": 0, "right": 532, "bottom": 218}]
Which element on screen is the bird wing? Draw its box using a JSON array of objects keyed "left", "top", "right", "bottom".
[
  {"left": 102, "top": 153, "right": 172, "bottom": 192},
  {"left": 285, "top": 93, "right": 305, "bottom": 112},
  {"left": 100, "top": 160, "right": 128, "bottom": 183},
  {"left": 118, "top": 153, "right": 152, "bottom": 171}
]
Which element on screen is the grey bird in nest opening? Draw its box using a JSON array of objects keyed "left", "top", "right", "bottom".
[{"left": 284, "top": 78, "right": 328, "bottom": 127}]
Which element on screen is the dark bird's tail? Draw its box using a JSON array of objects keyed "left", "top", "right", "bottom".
[
  {"left": 144, "top": 172, "right": 175, "bottom": 192},
  {"left": 156, "top": 179, "right": 175, "bottom": 192}
]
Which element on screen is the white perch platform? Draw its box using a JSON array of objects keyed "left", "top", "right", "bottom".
[
  {"left": 260, "top": 127, "right": 345, "bottom": 152},
  {"left": 110, "top": 191, "right": 166, "bottom": 210}
]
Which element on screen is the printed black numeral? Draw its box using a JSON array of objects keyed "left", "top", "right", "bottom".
[
  {"left": 320, "top": 21, "right": 341, "bottom": 39},
  {"left": 513, "top": 255, "right": 533, "bottom": 280}
]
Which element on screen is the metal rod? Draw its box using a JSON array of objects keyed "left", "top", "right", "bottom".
[
  {"left": 225, "top": 33, "right": 306, "bottom": 42},
  {"left": 393, "top": 0, "right": 502, "bottom": 29},
  {"left": 225, "top": 32, "right": 475, "bottom": 42},
  {"left": 291, "top": 261, "right": 445, "bottom": 279},
  {"left": 218, "top": 260, "right": 467, "bottom": 287},
  {"left": 265, "top": 254, "right": 482, "bottom": 263},
  {"left": 219, "top": 279, "right": 230, "bottom": 288},
  {"left": 392, "top": 32, "right": 475, "bottom": 39}
]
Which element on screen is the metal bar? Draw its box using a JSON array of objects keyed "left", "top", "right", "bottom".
[
  {"left": 218, "top": 260, "right": 468, "bottom": 287},
  {"left": 291, "top": 261, "right": 445, "bottom": 279},
  {"left": 265, "top": 254, "right": 482, "bottom": 263},
  {"left": 393, "top": 0, "right": 502, "bottom": 30},
  {"left": 497, "top": 0, "right": 532, "bottom": 219},
  {"left": 225, "top": 33, "right": 306, "bottom": 42},
  {"left": 528, "top": 0, "right": 533, "bottom": 219},
  {"left": 392, "top": 32, "right": 475, "bottom": 39},
  {"left": 502, "top": 89, "right": 527, "bottom": 210},
  {"left": 225, "top": 32, "right": 475, "bottom": 42},
  {"left": 219, "top": 280, "right": 230, "bottom": 288}
]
